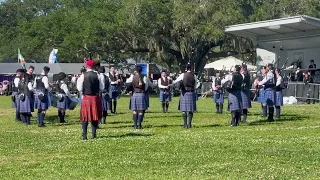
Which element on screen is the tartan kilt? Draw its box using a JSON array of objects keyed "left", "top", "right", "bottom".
[
  {"left": 110, "top": 85, "right": 120, "bottom": 99},
  {"left": 179, "top": 91, "right": 197, "bottom": 112},
  {"left": 159, "top": 90, "right": 172, "bottom": 102},
  {"left": 19, "top": 95, "right": 33, "bottom": 114},
  {"left": 56, "top": 95, "right": 71, "bottom": 109},
  {"left": 228, "top": 90, "right": 242, "bottom": 111},
  {"left": 130, "top": 92, "right": 147, "bottom": 111},
  {"left": 12, "top": 92, "right": 19, "bottom": 109},
  {"left": 213, "top": 90, "right": 224, "bottom": 103},
  {"left": 101, "top": 93, "right": 110, "bottom": 111},
  {"left": 264, "top": 89, "right": 276, "bottom": 106},
  {"left": 241, "top": 89, "right": 252, "bottom": 109},
  {"left": 80, "top": 95, "right": 102, "bottom": 122},
  {"left": 34, "top": 89, "right": 49, "bottom": 110},
  {"left": 145, "top": 92, "right": 150, "bottom": 108},
  {"left": 257, "top": 89, "right": 266, "bottom": 104},
  {"left": 276, "top": 91, "right": 283, "bottom": 106}
]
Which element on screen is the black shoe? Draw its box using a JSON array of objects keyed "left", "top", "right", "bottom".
[
  {"left": 267, "top": 118, "right": 275, "bottom": 122},
  {"left": 38, "top": 124, "right": 46, "bottom": 127}
]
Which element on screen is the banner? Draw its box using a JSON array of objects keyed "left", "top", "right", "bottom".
[{"left": 48, "top": 48, "right": 58, "bottom": 63}]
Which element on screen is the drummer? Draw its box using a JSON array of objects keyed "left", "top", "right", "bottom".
[
  {"left": 33, "top": 66, "right": 51, "bottom": 127},
  {"left": 12, "top": 69, "right": 26, "bottom": 122},
  {"left": 17, "top": 71, "right": 34, "bottom": 125},
  {"left": 55, "top": 72, "right": 72, "bottom": 123}
]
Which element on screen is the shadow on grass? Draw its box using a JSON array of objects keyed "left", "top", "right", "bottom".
[
  {"left": 248, "top": 114, "right": 309, "bottom": 126},
  {"left": 144, "top": 124, "right": 183, "bottom": 128},
  {"left": 99, "top": 132, "right": 153, "bottom": 139},
  {"left": 108, "top": 121, "right": 133, "bottom": 124},
  {"left": 197, "top": 124, "right": 224, "bottom": 128}
]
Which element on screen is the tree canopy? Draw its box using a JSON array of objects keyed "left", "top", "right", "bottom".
[{"left": 1, "top": 0, "right": 320, "bottom": 72}]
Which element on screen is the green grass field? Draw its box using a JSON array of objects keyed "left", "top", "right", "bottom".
[{"left": 0, "top": 96, "right": 320, "bottom": 179}]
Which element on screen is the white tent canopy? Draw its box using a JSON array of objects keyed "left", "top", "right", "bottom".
[{"left": 204, "top": 56, "right": 256, "bottom": 70}]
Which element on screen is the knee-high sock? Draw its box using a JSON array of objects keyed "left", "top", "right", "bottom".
[
  {"left": 219, "top": 103, "right": 223, "bottom": 113},
  {"left": 25, "top": 114, "right": 31, "bottom": 125},
  {"left": 188, "top": 112, "right": 193, "bottom": 128},
  {"left": 113, "top": 100, "right": 117, "bottom": 113},
  {"left": 235, "top": 111, "right": 241, "bottom": 125},
  {"left": 262, "top": 105, "right": 267, "bottom": 117},
  {"left": 102, "top": 111, "right": 108, "bottom": 124},
  {"left": 215, "top": 103, "right": 219, "bottom": 113},
  {"left": 109, "top": 101, "right": 113, "bottom": 112},
  {"left": 137, "top": 113, "right": 143, "bottom": 129},
  {"left": 275, "top": 106, "right": 281, "bottom": 118},
  {"left": 182, "top": 112, "right": 188, "bottom": 128},
  {"left": 133, "top": 114, "right": 138, "bottom": 129},
  {"left": 81, "top": 122, "right": 88, "bottom": 140},
  {"left": 21, "top": 113, "right": 26, "bottom": 124},
  {"left": 16, "top": 109, "right": 21, "bottom": 121},
  {"left": 242, "top": 109, "right": 248, "bottom": 122},
  {"left": 162, "top": 102, "right": 166, "bottom": 112},
  {"left": 165, "top": 102, "right": 169, "bottom": 112},
  {"left": 38, "top": 110, "right": 45, "bottom": 126},
  {"left": 268, "top": 107, "right": 274, "bottom": 121},
  {"left": 58, "top": 110, "right": 66, "bottom": 123},
  {"left": 231, "top": 111, "right": 236, "bottom": 126},
  {"left": 91, "top": 121, "right": 98, "bottom": 138}
]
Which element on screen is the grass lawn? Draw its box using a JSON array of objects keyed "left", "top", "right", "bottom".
[{"left": 0, "top": 95, "right": 320, "bottom": 179}]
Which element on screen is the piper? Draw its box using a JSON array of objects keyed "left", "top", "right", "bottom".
[
  {"left": 158, "top": 70, "right": 172, "bottom": 113},
  {"left": 172, "top": 64, "right": 197, "bottom": 128},
  {"left": 77, "top": 60, "right": 104, "bottom": 140}
]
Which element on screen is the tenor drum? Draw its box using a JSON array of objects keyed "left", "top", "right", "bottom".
[{"left": 68, "top": 96, "right": 79, "bottom": 110}]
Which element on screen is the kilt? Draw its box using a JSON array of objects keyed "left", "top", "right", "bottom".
[
  {"left": 264, "top": 88, "right": 276, "bottom": 106},
  {"left": 12, "top": 92, "right": 19, "bottom": 108},
  {"left": 34, "top": 89, "right": 49, "bottom": 110},
  {"left": 145, "top": 92, "right": 150, "bottom": 108},
  {"left": 80, "top": 95, "right": 102, "bottom": 122},
  {"left": 228, "top": 90, "right": 242, "bottom": 111},
  {"left": 19, "top": 95, "right": 33, "bottom": 114},
  {"left": 130, "top": 92, "right": 147, "bottom": 111},
  {"left": 257, "top": 89, "right": 265, "bottom": 104},
  {"left": 179, "top": 91, "right": 197, "bottom": 112},
  {"left": 276, "top": 91, "right": 283, "bottom": 106},
  {"left": 101, "top": 93, "right": 110, "bottom": 111},
  {"left": 159, "top": 90, "right": 172, "bottom": 102},
  {"left": 110, "top": 85, "right": 120, "bottom": 99},
  {"left": 241, "top": 89, "right": 252, "bottom": 109},
  {"left": 56, "top": 95, "right": 71, "bottom": 109},
  {"left": 213, "top": 90, "right": 224, "bottom": 103}
]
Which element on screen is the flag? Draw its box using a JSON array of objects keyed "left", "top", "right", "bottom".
[
  {"left": 18, "top": 48, "right": 26, "bottom": 69},
  {"left": 48, "top": 48, "right": 58, "bottom": 63}
]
